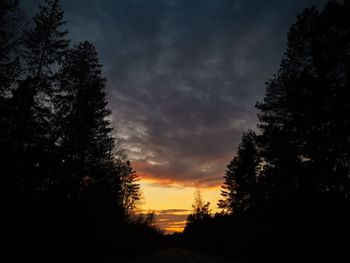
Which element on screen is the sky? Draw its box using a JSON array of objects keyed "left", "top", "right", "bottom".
[{"left": 23, "top": 0, "right": 328, "bottom": 233}]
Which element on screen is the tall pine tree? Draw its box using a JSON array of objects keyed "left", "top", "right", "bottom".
[
  {"left": 0, "top": 0, "right": 25, "bottom": 198},
  {"left": 218, "top": 130, "right": 259, "bottom": 215},
  {"left": 256, "top": 1, "right": 350, "bottom": 203},
  {"left": 7, "top": 0, "right": 69, "bottom": 199},
  {"left": 0, "top": 0, "right": 24, "bottom": 94},
  {"left": 56, "top": 41, "right": 122, "bottom": 208}
]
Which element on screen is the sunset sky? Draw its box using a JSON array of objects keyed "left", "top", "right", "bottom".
[{"left": 24, "top": 0, "right": 327, "bottom": 233}]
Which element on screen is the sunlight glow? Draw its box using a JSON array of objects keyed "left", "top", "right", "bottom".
[{"left": 140, "top": 178, "right": 221, "bottom": 233}]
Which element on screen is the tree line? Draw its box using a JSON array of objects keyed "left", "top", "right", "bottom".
[
  {"left": 1, "top": 1, "right": 161, "bottom": 262},
  {"left": 2, "top": 0, "right": 350, "bottom": 262},
  {"left": 183, "top": 1, "right": 350, "bottom": 262},
  {"left": 219, "top": 1, "right": 350, "bottom": 213}
]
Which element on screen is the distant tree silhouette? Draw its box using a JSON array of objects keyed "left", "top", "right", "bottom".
[
  {"left": 144, "top": 211, "right": 156, "bottom": 227},
  {"left": 118, "top": 159, "right": 141, "bottom": 217},
  {"left": 185, "top": 189, "right": 211, "bottom": 227},
  {"left": 182, "top": 189, "right": 213, "bottom": 251},
  {"left": 218, "top": 130, "right": 259, "bottom": 215}
]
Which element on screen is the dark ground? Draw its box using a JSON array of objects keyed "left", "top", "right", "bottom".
[{"left": 123, "top": 248, "right": 240, "bottom": 263}]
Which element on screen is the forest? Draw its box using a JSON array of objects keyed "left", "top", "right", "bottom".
[{"left": 1, "top": 0, "right": 349, "bottom": 262}]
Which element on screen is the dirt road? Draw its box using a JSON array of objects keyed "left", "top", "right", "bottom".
[{"left": 127, "top": 248, "right": 238, "bottom": 263}]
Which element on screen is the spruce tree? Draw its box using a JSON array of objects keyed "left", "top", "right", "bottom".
[
  {"left": 256, "top": 2, "right": 350, "bottom": 202},
  {"left": 56, "top": 41, "right": 121, "bottom": 206},
  {"left": 218, "top": 131, "right": 259, "bottom": 215},
  {"left": 7, "top": 0, "right": 69, "bottom": 199},
  {"left": 304, "top": 1, "right": 350, "bottom": 199},
  {"left": 2, "top": 0, "right": 69, "bottom": 200},
  {"left": 23, "top": 0, "right": 69, "bottom": 79},
  {"left": 0, "top": 0, "right": 24, "bottom": 198},
  {"left": 256, "top": 7, "right": 319, "bottom": 203},
  {"left": 0, "top": 0, "right": 23, "bottom": 94}
]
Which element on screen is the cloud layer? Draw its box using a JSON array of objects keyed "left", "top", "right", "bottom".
[{"left": 24, "top": 0, "right": 328, "bottom": 187}]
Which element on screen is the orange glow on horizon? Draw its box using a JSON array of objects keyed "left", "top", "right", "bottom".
[{"left": 139, "top": 177, "right": 222, "bottom": 233}]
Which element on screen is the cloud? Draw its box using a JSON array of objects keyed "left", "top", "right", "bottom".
[
  {"left": 157, "top": 209, "right": 190, "bottom": 214},
  {"left": 22, "top": 0, "right": 329, "bottom": 188},
  {"left": 154, "top": 209, "right": 189, "bottom": 233}
]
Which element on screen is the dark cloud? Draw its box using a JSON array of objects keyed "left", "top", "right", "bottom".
[{"left": 23, "top": 0, "right": 328, "bottom": 186}]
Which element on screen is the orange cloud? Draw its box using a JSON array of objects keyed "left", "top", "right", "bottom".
[
  {"left": 131, "top": 152, "right": 231, "bottom": 188},
  {"left": 130, "top": 149, "right": 227, "bottom": 233}
]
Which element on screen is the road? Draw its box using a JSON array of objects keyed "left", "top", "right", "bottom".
[{"left": 126, "top": 248, "right": 239, "bottom": 263}]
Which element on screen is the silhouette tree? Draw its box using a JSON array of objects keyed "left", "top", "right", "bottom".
[
  {"left": 256, "top": 1, "right": 350, "bottom": 203},
  {"left": 186, "top": 189, "right": 211, "bottom": 225},
  {"left": 23, "top": 0, "right": 69, "bottom": 79},
  {"left": 182, "top": 189, "right": 212, "bottom": 250},
  {"left": 0, "top": 0, "right": 25, "bottom": 200},
  {"left": 302, "top": 1, "right": 350, "bottom": 199},
  {"left": 5, "top": 0, "right": 69, "bottom": 199},
  {"left": 144, "top": 211, "right": 156, "bottom": 227},
  {"left": 55, "top": 41, "right": 121, "bottom": 206},
  {"left": 218, "top": 130, "right": 259, "bottom": 215},
  {"left": 255, "top": 6, "right": 316, "bottom": 202},
  {"left": 117, "top": 159, "right": 141, "bottom": 217},
  {"left": 0, "top": 0, "right": 24, "bottom": 94},
  {"left": 2, "top": 2, "right": 159, "bottom": 262},
  {"left": 211, "top": 3, "right": 350, "bottom": 260}
]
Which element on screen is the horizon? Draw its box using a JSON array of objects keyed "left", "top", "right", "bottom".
[
  {"left": 3, "top": 0, "right": 350, "bottom": 262},
  {"left": 22, "top": 0, "right": 328, "bottom": 233}
]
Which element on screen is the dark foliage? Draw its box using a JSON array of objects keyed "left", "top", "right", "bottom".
[
  {"left": 218, "top": 130, "right": 259, "bottom": 215},
  {"left": 183, "top": 1, "right": 350, "bottom": 262},
  {"left": 184, "top": 189, "right": 211, "bottom": 236},
  {"left": 1, "top": 1, "right": 152, "bottom": 262},
  {"left": 2, "top": 0, "right": 350, "bottom": 262}
]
